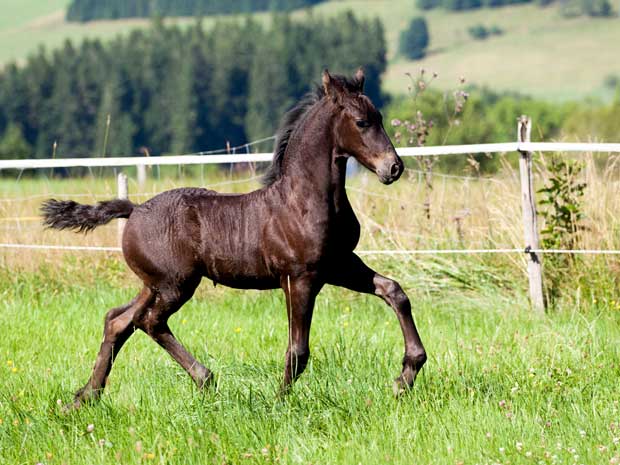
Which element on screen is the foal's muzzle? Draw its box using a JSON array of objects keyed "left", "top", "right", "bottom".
[{"left": 376, "top": 154, "right": 404, "bottom": 185}]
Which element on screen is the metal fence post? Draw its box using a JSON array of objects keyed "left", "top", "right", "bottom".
[
  {"left": 117, "top": 172, "right": 128, "bottom": 248},
  {"left": 517, "top": 116, "right": 545, "bottom": 312}
]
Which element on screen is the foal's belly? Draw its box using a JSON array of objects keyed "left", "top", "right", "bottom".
[{"left": 200, "top": 254, "right": 280, "bottom": 290}]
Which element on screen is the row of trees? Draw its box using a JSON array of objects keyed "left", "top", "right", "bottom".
[
  {"left": 67, "top": 0, "right": 326, "bottom": 22},
  {"left": 0, "top": 13, "right": 386, "bottom": 159},
  {"left": 417, "top": 0, "right": 614, "bottom": 16}
]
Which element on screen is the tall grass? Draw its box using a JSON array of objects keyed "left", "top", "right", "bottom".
[{"left": 2, "top": 152, "right": 620, "bottom": 299}]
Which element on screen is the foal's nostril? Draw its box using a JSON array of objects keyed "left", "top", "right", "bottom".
[{"left": 390, "top": 162, "right": 400, "bottom": 177}]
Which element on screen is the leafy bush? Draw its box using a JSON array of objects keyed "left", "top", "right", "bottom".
[
  {"left": 538, "top": 156, "right": 587, "bottom": 300},
  {"left": 399, "top": 17, "right": 430, "bottom": 60},
  {"left": 468, "top": 24, "right": 503, "bottom": 40},
  {"left": 468, "top": 24, "right": 489, "bottom": 39},
  {"left": 539, "top": 157, "right": 587, "bottom": 252}
]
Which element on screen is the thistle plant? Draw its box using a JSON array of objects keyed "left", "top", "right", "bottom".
[{"left": 391, "top": 70, "right": 470, "bottom": 221}]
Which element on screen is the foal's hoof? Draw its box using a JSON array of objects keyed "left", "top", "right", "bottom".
[
  {"left": 277, "top": 384, "right": 292, "bottom": 399},
  {"left": 194, "top": 368, "right": 215, "bottom": 391},
  {"left": 392, "top": 375, "right": 414, "bottom": 398},
  {"left": 61, "top": 386, "right": 99, "bottom": 413},
  {"left": 277, "top": 379, "right": 299, "bottom": 399},
  {"left": 61, "top": 398, "right": 83, "bottom": 413}
]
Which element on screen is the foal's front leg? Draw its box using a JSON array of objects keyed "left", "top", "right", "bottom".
[
  {"left": 280, "top": 274, "right": 322, "bottom": 393},
  {"left": 327, "top": 254, "right": 427, "bottom": 395}
]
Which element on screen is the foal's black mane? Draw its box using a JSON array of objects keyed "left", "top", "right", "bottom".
[{"left": 262, "top": 74, "right": 364, "bottom": 186}]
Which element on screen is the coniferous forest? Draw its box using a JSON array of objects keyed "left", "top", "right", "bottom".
[
  {"left": 66, "top": 0, "right": 326, "bottom": 22},
  {"left": 0, "top": 13, "right": 386, "bottom": 159}
]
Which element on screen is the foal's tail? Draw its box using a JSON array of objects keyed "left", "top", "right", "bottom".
[{"left": 41, "top": 198, "right": 135, "bottom": 233}]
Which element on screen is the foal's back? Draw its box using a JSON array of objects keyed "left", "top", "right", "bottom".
[{"left": 121, "top": 186, "right": 296, "bottom": 290}]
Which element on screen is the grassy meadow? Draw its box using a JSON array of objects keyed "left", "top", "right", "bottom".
[
  {"left": 3, "top": 0, "right": 620, "bottom": 100},
  {"left": 1, "top": 158, "right": 620, "bottom": 463},
  {"left": 1, "top": 263, "right": 620, "bottom": 465}
]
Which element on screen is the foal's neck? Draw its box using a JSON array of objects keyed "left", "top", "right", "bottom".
[{"left": 279, "top": 101, "right": 345, "bottom": 199}]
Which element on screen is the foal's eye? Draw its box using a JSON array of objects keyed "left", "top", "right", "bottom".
[{"left": 356, "top": 120, "right": 371, "bottom": 129}]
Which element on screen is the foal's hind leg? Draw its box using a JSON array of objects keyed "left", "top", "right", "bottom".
[
  {"left": 66, "top": 287, "right": 153, "bottom": 410},
  {"left": 134, "top": 280, "right": 213, "bottom": 389},
  {"left": 327, "top": 254, "right": 427, "bottom": 396}
]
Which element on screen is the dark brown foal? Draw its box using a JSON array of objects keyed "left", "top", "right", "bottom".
[{"left": 42, "top": 69, "right": 426, "bottom": 408}]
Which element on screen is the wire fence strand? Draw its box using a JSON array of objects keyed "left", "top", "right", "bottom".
[{"left": 2, "top": 243, "right": 620, "bottom": 255}]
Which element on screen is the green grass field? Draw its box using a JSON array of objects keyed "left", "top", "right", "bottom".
[
  {"left": 1, "top": 259, "right": 619, "bottom": 464},
  {"left": 2, "top": 0, "right": 620, "bottom": 101}
]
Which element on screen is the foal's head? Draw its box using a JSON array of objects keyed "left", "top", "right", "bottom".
[{"left": 323, "top": 68, "right": 403, "bottom": 185}]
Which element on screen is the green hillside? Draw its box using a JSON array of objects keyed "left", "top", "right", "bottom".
[{"left": 1, "top": 0, "right": 620, "bottom": 100}]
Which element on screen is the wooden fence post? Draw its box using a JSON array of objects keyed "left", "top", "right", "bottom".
[
  {"left": 518, "top": 116, "right": 545, "bottom": 312},
  {"left": 117, "top": 172, "right": 128, "bottom": 247}
]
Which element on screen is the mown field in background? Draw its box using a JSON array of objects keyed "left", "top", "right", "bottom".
[{"left": 3, "top": 0, "right": 620, "bottom": 101}]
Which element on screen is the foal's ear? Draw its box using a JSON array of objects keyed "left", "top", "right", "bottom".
[
  {"left": 355, "top": 67, "right": 365, "bottom": 93},
  {"left": 322, "top": 69, "right": 344, "bottom": 102}
]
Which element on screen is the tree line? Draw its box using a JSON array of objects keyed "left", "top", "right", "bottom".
[
  {"left": 0, "top": 12, "right": 386, "bottom": 159},
  {"left": 417, "top": 0, "right": 614, "bottom": 16},
  {"left": 66, "top": 0, "right": 326, "bottom": 22}
]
